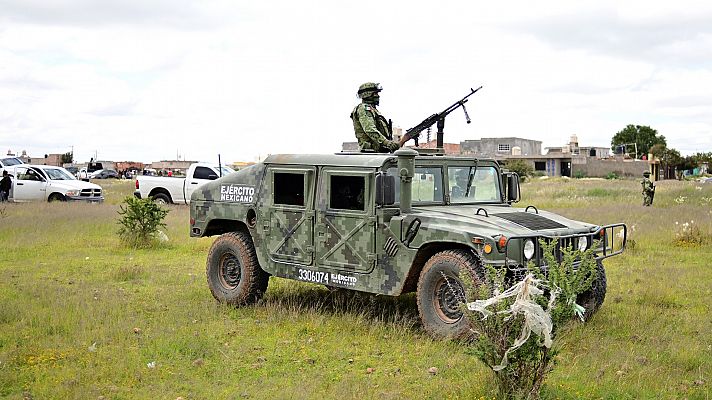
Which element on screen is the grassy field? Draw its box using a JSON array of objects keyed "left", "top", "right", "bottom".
[{"left": 1, "top": 177, "right": 711, "bottom": 399}]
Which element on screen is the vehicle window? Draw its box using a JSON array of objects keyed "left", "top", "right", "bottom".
[
  {"left": 193, "top": 167, "right": 216, "bottom": 180},
  {"left": 274, "top": 172, "right": 304, "bottom": 206},
  {"left": 42, "top": 168, "right": 76, "bottom": 180},
  {"left": 220, "top": 167, "right": 235, "bottom": 176},
  {"left": 18, "top": 168, "right": 42, "bottom": 181},
  {"left": 448, "top": 166, "right": 501, "bottom": 203},
  {"left": 1, "top": 157, "right": 23, "bottom": 167},
  {"left": 386, "top": 167, "right": 443, "bottom": 204},
  {"left": 330, "top": 175, "right": 365, "bottom": 211}
]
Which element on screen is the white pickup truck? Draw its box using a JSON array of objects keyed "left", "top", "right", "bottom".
[
  {"left": 5, "top": 164, "right": 104, "bottom": 202},
  {"left": 133, "top": 163, "right": 234, "bottom": 205}
]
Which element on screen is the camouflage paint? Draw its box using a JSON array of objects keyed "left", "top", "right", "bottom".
[{"left": 191, "top": 153, "right": 627, "bottom": 297}]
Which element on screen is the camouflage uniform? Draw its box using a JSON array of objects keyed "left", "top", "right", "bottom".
[
  {"left": 641, "top": 172, "right": 654, "bottom": 206},
  {"left": 350, "top": 82, "right": 399, "bottom": 153}
]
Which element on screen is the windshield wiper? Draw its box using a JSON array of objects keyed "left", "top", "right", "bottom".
[{"left": 465, "top": 167, "right": 476, "bottom": 197}]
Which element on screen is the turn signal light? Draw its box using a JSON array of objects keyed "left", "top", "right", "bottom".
[{"left": 483, "top": 243, "right": 493, "bottom": 254}]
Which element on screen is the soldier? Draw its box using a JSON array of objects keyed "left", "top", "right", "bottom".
[
  {"left": 350, "top": 82, "right": 400, "bottom": 153},
  {"left": 641, "top": 171, "right": 654, "bottom": 206}
]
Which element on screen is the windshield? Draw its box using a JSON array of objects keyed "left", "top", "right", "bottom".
[
  {"left": 1, "top": 157, "right": 23, "bottom": 166},
  {"left": 42, "top": 167, "right": 77, "bottom": 180},
  {"left": 448, "top": 166, "right": 501, "bottom": 203},
  {"left": 220, "top": 166, "right": 235, "bottom": 176}
]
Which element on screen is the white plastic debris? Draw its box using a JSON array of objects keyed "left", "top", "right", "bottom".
[
  {"left": 147, "top": 361, "right": 156, "bottom": 369},
  {"left": 155, "top": 230, "right": 169, "bottom": 242},
  {"left": 466, "top": 274, "right": 557, "bottom": 371}
]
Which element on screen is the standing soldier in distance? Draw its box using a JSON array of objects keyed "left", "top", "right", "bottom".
[
  {"left": 641, "top": 171, "right": 654, "bottom": 206},
  {"left": 351, "top": 82, "right": 400, "bottom": 153}
]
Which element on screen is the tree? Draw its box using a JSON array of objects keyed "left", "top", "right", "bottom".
[
  {"left": 611, "top": 125, "right": 666, "bottom": 159},
  {"left": 502, "top": 159, "right": 533, "bottom": 180},
  {"left": 692, "top": 152, "right": 712, "bottom": 166},
  {"left": 658, "top": 147, "right": 682, "bottom": 179},
  {"left": 60, "top": 151, "right": 73, "bottom": 164}
]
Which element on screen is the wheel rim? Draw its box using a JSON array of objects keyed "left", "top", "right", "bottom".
[
  {"left": 218, "top": 252, "right": 241, "bottom": 289},
  {"left": 433, "top": 275, "right": 465, "bottom": 323},
  {"left": 154, "top": 197, "right": 167, "bottom": 205}
]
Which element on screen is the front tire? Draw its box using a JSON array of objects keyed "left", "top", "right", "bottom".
[
  {"left": 576, "top": 260, "right": 607, "bottom": 320},
  {"left": 417, "top": 249, "right": 483, "bottom": 339},
  {"left": 206, "top": 232, "right": 269, "bottom": 305},
  {"left": 48, "top": 193, "right": 66, "bottom": 202},
  {"left": 152, "top": 193, "right": 171, "bottom": 205}
]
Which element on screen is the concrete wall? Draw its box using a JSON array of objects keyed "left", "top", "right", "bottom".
[
  {"left": 461, "top": 138, "right": 542, "bottom": 157},
  {"left": 571, "top": 156, "right": 649, "bottom": 178}
]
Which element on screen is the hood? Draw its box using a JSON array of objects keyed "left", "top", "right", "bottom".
[
  {"left": 48, "top": 180, "right": 102, "bottom": 191},
  {"left": 412, "top": 204, "right": 595, "bottom": 237}
]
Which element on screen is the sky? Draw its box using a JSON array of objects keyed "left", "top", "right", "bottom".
[{"left": 1, "top": 0, "right": 711, "bottom": 164}]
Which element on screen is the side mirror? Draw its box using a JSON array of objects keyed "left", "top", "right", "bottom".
[
  {"left": 506, "top": 172, "right": 520, "bottom": 203},
  {"left": 375, "top": 173, "right": 396, "bottom": 206}
]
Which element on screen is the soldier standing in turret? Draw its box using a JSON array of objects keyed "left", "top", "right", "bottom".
[
  {"left": 350, "top": 82, "right": 400, "bottom": 153},
  {"left": 641, "top": 171, "right": 654, "bottom": 206}
]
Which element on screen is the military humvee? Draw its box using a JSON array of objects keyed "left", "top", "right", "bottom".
[{"left": 189, "top": 149, "right": 626, "bottom": 338}]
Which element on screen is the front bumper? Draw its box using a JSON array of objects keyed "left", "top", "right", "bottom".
[
  {"left": 67, "top": 195, "right": 104, "bottom": 203},
  {"left": 484, "top": 223, "right": 627, "bottom": 272}
]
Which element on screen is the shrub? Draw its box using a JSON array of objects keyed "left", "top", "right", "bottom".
[
  {"left": 462, "top": 239, "right": 598, "bottom": 399},
  {"left": 573, "top": 170, "right": 586, "bottom": 179},
  {"left": 503, "top": 159, "right": 534, "bottom": 180},
  {"left": 605, "top": 171, "right": 619, "bottom": 180},
  {"left": 116, "top": 196, "right": 169, "bottom": 248},
  {"left": 674, "top": 220, "right": 704, "bottom": 247}
]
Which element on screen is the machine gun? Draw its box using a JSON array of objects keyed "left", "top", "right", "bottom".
[{"left": 399, "top": 86, "right": 482, "bottom": 148}]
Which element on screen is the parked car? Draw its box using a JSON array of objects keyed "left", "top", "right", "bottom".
[
  {"left": 134, "top": 163, "right": 233, "bottom": 204},
  {"left": 5, "top": 165, "right": 103, "bottom": 202},
  {"left": 0, "top": 156, "right": 24, "bottom": 175},
  {"left": 91, "top": 169, "right": 120, "bottom": 179},
  {"left": 77, "top": 162, "right": 104, "bottom": 181}
]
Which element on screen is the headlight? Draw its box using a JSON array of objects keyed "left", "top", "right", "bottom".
[
  {"left": 523, "top": 239, "right": 535, "bottom": 260},
  {"left": 577, "top": 236, "right": 589, "bottom": 252},
  {"left": 65, "top": 190, "right": 79, "bottom": 197}
]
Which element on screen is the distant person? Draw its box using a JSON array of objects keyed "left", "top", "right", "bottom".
[
  {"left": 0, "top": 170, "right": 11, "bottom": 202},
  {"left": 641, "top": 171, "right": 654, "bottom": 206},
  {"left": 167, "top": 170, "right": 173, "bottom": 177},
  {"left": 350, "top": 82, "right": 399, "bottom": 153}
]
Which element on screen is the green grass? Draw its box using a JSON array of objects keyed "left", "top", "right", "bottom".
[{"left": 1, "top": 178, "right": 712, "bottom": 399}]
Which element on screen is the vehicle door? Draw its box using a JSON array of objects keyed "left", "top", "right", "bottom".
[
  {"left": 11, "top": 166, "right": 47, "bottom": 202},
  {"left": 315, "top": 169, "right": 376, "bottom": 273},
  {"left": 184, "top": 166, "right": 219, "bottom": 203},
  {"left": 259, "top": 166, "right": 316, "bottom": 265}
]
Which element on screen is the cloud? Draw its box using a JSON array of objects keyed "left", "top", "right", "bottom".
[
  {"left": 0, "top": 0, "right": 234, "bottom": 29},
  {"left": 511, "top": 5, "right": 712, "bottom": 68}
]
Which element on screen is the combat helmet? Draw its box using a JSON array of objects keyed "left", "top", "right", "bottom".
[
  {"left": 357, "top": 82, "right": 382, "bottom": 99},
  {"left": 643, "top": 171, "right": 651, "bottom": 176}
]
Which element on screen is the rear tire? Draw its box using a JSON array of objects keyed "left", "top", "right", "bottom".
[
  {"left": 417, "top": 249, "right": 483, "bottom": 339},
  {"left": 206, "top": 232, "right": 269, "bottom": 305},
  {"left": 576, "top": 260, "right": 607, "bottom": 320},
  {"left": 152, "top": 193, "right": 171, "bottom": 205}
]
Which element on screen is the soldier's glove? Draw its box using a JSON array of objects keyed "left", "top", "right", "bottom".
[{"left": 386, "top": 140, "right": 400, "bottom": 152}]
